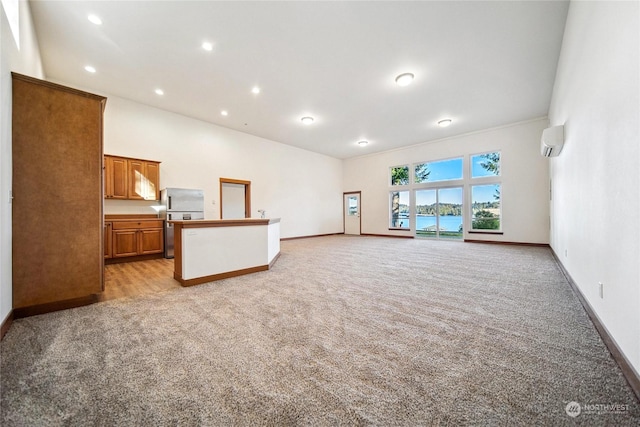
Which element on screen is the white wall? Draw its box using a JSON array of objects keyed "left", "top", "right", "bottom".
[
  {"left": 343, "top": 118, "right": 550, "bottom": 244},
  {"left": 0, "top": 1, "right": 44, "bottom": 324},
  {"left": 99, "top": 95, "right": 343, "bottom": 239},
  {"left": 548, "top": 1, "right": 639, "bottom": 375}
]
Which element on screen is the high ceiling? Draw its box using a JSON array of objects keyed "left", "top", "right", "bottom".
[{"left": 29, "top": 1, "right": 569, "bottom": 159}]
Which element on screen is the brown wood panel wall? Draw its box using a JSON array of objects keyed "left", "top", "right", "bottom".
[{"left": 12, "top": 73, "right": 106, "bottom": 309}]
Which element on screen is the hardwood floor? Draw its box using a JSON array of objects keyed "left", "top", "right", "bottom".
[{"left": 100, "top": 258, "right": 180, "bottom": 302}]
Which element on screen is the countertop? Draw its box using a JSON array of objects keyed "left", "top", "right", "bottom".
[
  {"left": 169, "top": 218, "right": 280, "bottom": 228},
  {"left": 105, "top": 214, "right": 163, "bottom": 222}
]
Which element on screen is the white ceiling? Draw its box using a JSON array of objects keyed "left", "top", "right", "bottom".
[{"left": 29, "top": 1, "right": 569, "bottom": 159}]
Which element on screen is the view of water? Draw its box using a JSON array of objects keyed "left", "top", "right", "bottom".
[
  {"left": 416, "top": 215, "right": 462, "bottom": 231},
  {"left": 393, "top": 215, "right": 463, "bottom": 232}
]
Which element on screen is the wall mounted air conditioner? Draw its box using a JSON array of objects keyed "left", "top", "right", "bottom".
[{"left": 541, "top": 125, "right": 564, "bottom": 157}]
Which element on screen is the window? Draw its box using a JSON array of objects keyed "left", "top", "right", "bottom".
[
  {"left": 390, "top": 165, "right": 409, "bottom": 186},
  {"left": 390, "top": 190, "right": 409, "bottom": 228},
  {"left": 414, "top": 157, "right": 463, "bottom": 183},
  {"left": 347, "top": 196, "right": 358, "bottom": 215},
  {"left": 470, "top": 151, "right": 501, "bottom": 232},
  {"left": 387, "top": 151, "right": 502, "bottom": 235},
  {"left": 471, "top": 184, "right": 501, "bottom": 230},
  {"left": 471, "top": 152, "right": 500, "bottom": 178}
]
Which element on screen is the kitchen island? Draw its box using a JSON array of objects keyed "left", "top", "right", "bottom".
[{"left": 170, "top": 218, "right": 280, "bottom": 286}]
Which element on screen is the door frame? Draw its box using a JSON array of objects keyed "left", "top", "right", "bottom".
[
  {"left": 343, "top": 191, "right": 362, "bottom": 235},
  {"left": 220, "top": 177, "right": 251, "bottom": 218}
]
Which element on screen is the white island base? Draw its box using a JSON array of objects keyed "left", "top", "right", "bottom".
[{"left": 170, "top": 218, "right": 280, "bottom": 286}]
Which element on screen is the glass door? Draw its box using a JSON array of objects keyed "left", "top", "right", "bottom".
[
  {"left": 415, "top": 187, "right": 463, "bottom": 239},
  {"left": 437, "top": 187, "right": 463, "bottom": 239},
  {"left": 415, "top": 189, "right": 437, "bottom": 237}
]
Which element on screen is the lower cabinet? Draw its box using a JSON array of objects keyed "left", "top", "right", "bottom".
[
  {"left": 139, "top": 228, "right": 164, "bottom": 254},
  {"left": 109, "top": 219, "right": 164, "bottom": 259},
  {"left": 104, "top": 221, "right": 113, "bottom": 259},
  {"left": 112, "top": 230, "right": 140, "bottom": 257}
]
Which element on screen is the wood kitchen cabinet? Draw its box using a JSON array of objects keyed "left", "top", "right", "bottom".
[
  {"left": 145, "top": 162, "right": 160, "bottom": 200},
  {"left": 139, "top": 228, "right": 164, "bottom": 254},
  {"left": 112, "top": 230, "right": 140, "bottom": 257},
  {"left": 104, "top": 155, "right": 160, "bottom": 201},
  {"left": 111, "top": 219, "right": 164, "bottom": 258},
  {"left": 104, "top": 221, "right": 113, "bottom": 259},
  {"left": 104, "top": 156, "right": 128, "bottom": 199},
  {"left": 12, "top": 73, "right": 106, "bottom": 314},
  {"left": 127, "top": 158, "right": 160, "bottom": 201}
]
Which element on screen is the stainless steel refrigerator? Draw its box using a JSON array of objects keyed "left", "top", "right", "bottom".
[{"left": 160, "top": 188, "right": 205, "bottom": 258}]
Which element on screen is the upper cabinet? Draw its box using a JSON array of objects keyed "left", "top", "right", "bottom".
[
  {"left": 127, "top": 158, "right": 160, "bottom": 201},
  {"left": 104, "top": 156, "right": 128, "bottom": 199},
  {"left": 145, "top": 162, "right": 160, "bottom": 200},
  {"left": 104, "top": 155, "right": 160, "bottom": 201}
]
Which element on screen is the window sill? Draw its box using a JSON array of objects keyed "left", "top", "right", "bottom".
[
  {"left": 468, "top": 230, "right": 504, "bottom": 235},
  {"left": 388, "top": 228, "right": 411, "bottom": 231}
]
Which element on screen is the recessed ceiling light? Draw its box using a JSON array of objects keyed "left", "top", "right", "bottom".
[
  {"left": 395, "top": 73, "right": 415, "bottom": 87},
  {"left": 87, "top": 14, "right": 102, "bottom": 25},
  {"left": 301, "top": 116, "right": 314, "bottom": 125},
  {"left": 221, "top": 110, "right": 228, "bottom": 116},
  {"left": 357, "top": 140, "right": 369, "bottom": 147},
  {"left": 84, "top": 65, "right": 96, "bottom": 73},
  {"left": 251, "top": 86, "right": 261, "bottom": 94},
  {"left": 155, "top": 89, "right": 164, "bottom": 96},
  {"left": 202, "top": 42, "right": 213, "bottom": 51},
  {"left": 438, "top": 119, "right": 453, "bottom": 127}
]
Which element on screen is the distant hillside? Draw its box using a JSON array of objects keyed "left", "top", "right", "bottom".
[{"left": 397, "top": 202, "right": 500, "bottom": 217}]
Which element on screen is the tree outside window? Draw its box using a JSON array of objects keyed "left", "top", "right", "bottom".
[
  {"left": 471, "top": 152, "right": 500, "bottom": 178},
  {"left": 390, "top": 165, "right": 409, "bottom": 186},
  {"left": 390, "top": 190, "right": 409, "bottom": 228}
]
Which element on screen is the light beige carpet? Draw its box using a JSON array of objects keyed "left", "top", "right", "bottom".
[{"left": 1, "top": 235, "right": 639, "bottom": 425}]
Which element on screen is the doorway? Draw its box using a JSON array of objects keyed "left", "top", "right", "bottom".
[
  {"left": 220, "top": 178, "right": 251, "bottom": 219},
  {"left": 343, "top": 192, "right": 361, "bottom": 235},
  {"left": 415, "top": 187, "right": 463, "bottom": 239}
]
